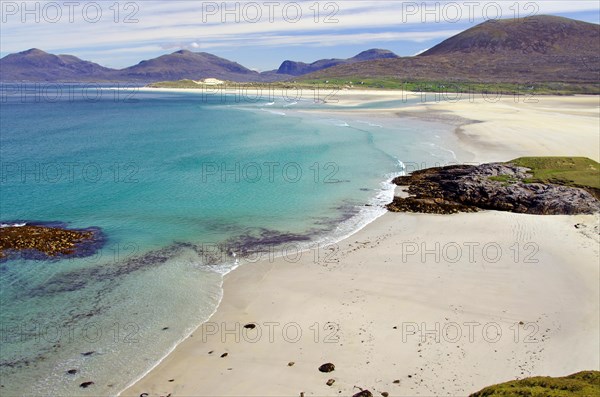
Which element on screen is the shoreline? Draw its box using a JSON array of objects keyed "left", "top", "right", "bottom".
[
  {"left": 122, "top": 91, "right": 599, "bottom": 397},
  {"left": 118, "top": 173, "right": 403, "bottom": 396}
]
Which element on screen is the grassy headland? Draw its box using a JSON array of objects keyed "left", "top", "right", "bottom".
[
  {"left": 470, "top": 371, "right": 600, "bottom": 397},
  {"left": 510, "top": 157, "right": 600, "bottom": 198}
]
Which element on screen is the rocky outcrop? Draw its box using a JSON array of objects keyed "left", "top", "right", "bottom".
[
  {"left": 0, "top": 223, "right": 104, "bottom": 260},
  {"left": 388, "top": 163, "right": 600, "bottom": 215}
]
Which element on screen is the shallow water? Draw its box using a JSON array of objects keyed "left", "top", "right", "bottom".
[{"left": 0, "top": 86, "right": 467, "bottom": 395}]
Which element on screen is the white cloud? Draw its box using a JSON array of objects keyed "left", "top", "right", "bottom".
[{"left": 1, "top": 0, "right": 597, "bottom": 65}]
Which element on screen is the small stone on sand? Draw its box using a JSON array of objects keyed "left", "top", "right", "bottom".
[{"left": 318, "top": 363, "right": 335, "bottom": 373}]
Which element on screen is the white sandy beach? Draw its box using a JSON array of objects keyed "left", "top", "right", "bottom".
[
  {"left": 122, "top": 91, "right": 600, "bottom": 397},
  {"left": 393, "top": 95, "right": 600, "bottom": 163}
]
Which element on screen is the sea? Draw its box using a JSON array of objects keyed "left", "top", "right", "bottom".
[{"left": 0, "top": 84, "right": 469, "bottom": 395}]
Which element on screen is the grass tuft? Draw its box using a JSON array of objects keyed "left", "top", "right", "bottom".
[{"left": 469, "top": 371, "right": 600, "bottom": 397}]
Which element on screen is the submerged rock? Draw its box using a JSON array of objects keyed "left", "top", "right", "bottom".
[
  {"left": 79, "top": 381, "right": 94, "bottom": 388},
  {"left": 0, "top": 223, "right": 104, "bottom": 261}
]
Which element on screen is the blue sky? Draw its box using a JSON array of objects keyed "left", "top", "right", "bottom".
[{"left": 1, "top": 1, "right": 599, "bottom": 71}]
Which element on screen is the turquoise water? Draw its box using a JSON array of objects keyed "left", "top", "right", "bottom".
[{"left": 0, "top": 86, "right": 466, "bottom": 395}]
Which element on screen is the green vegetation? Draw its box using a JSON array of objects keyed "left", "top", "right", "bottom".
[
  {"left": 149, "top": 78, "right": 599, "bottom": 95},
  {"left": 488, "top": 174, "right": 520, "bottom": 186},
  {"left": 300, "top": 77, "right": 599, "bottom": 95},
  {"left": 487, "top": 157, "right": 600, "bottom": 196},
  {"left": 148, "top": 80, "right": 320, "bottom": 90},
  {"left": 510, "top": 157, "right": 600, "bottom": 197},
  {"left": 470, "top": 371, "right": 600, "bottom": 397},
  {"left": 149, "top": 79, "right": 199, "bottom": 88}
]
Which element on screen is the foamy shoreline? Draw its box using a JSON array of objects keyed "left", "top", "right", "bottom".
[{"left": 122, "top": 91, "right": 599, "bottom": 397}]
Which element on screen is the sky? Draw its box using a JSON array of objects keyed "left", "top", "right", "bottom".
[{"left": 1, "top": 1, "right": 599, "bottom": 71}]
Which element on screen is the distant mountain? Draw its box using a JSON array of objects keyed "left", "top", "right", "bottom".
[
  {"left": 0, "top": 49, "right": 114, "bottom": 82},
  {"left": 117, "top": 50, "right": 263, "bottom": 82},
  {"left": 421, "top": 15, "right": 599, "bottom": 56},
  {"left": 0, "top": 47, "right": 399, "bottom": 83},
  {"left": 2, "top": 16, "right": 598, "bottom": 85},
  {"left": 303, "top": 16, "right": 600, "bottom": 84},
  {"left": 351, "top": 49, "right": 399, "bottom": 61},
  {"left": 0, "top": 49, "right": 269, "bottom": 83},
  {"left": 276, "top": 49, "right": 398, "bottom": 76}
]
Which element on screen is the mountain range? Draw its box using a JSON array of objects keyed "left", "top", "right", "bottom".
[
  {"left": 1, "top": 15, "right": 598, "bottom": 84},
  {"left": 276, "top": 49, "right": 398, "bottom": 76},
  {"left": 0, "top": 48, "right": 399, "bottom": 83},
  {"left": 304, "top": 15, "right": 600, "bottom": 84}
]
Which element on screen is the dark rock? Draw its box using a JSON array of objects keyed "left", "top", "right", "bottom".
[
  {"left": 79, "top": 381, "right": 94, "bottom": 388},
  {"left": 221, "top": 353, "right": 228, "bottom": 358},
  {"left": 326, "top": 379, "right": 335, "bottom": 386},
  {"left": 0, "top": 224, "right": 104, "bottom": 261},
  {"left": 319, "top": 363, "right": 335, "bottom": 373},
  {"left": 353, "top": 391, "right": 373, "bottom": 397},
  {"left": 81, "top": 351, "right": 95, "bottom": 356},
  {"left": 168, "top": 379, "right": 174, "bottom": 382},
  {"left": 381, "top": 393, "right": 389, "bottom": 397},
  {"left": 66, "top": 369, "right": 77, "bottom": 375},
  {"left": 388, "top": 163, "right": 600, "bottom": 215},
  {"left": 208, "top": 351, "right": 214, "bottom": 354},
  {"left": 288, "top": 362, "right": 295, "bottom": 366},
  {"left": 162, "top": 327, "right": 169, "bottom": 330},
  {"left": 244, "top": 323, "right": 256, "bottom": 329},
  {"left": 393, "top": 379, "right": 400, "bottom": 384},
  {"left": 140, "top": 394, "right": 149, "bottom": 397}
]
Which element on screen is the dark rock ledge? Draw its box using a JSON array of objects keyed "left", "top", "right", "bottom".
[
  {"left": 0, "top": 222, "right": 104, "bottom": 261},
  {"left": 387, "top": 163, "right": 600, "bottom": 215}
]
